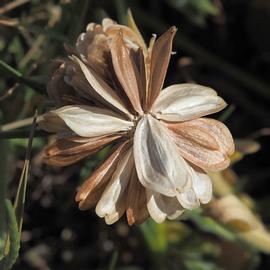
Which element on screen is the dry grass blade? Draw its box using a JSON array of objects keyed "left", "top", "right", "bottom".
[
  {"left": 0, "top": 18, "right": 19, "bottom": 27},
  {"left": 13, "top": 110, "right": 37, "bottom": 234},
  {"left": 0, "top": 0, "right": 30, "bottom": 15}
]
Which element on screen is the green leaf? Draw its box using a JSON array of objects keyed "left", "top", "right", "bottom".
[
  {"left": 191, "top": 0, "right": 219, "bottom": 15},
  {"left": 139, "top": 219, "right": 168, "bottom": 254},
  {"left": 184, "top": 260, "right": 223, "bottom": 270},
  {"left": 188, "top": 209, "right": 236, "bottom": 241},
  {"left": 0, "top": 200, "right": 20, "bottom": 270}
]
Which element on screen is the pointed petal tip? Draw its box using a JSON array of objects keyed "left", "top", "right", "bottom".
[{"left": 169, "top": 26, "right": 178, "bottom": 34}]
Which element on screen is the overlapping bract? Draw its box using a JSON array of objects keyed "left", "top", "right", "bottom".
[{"left": 40, "top": 15, "right": 234, "bottom": 225}]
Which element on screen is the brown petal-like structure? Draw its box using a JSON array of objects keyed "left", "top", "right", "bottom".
[
  {"left": 146, "top": 27, "right": 177, "bottom": 110},
  {"left": 73, "top": 56, "right": 133, "bottom": 118},
  {"left": 39, "top": 112, "right": 69, "bottom": 133},
  {"left": 126, "top": 168, "right": 149, "bottom": 225},
  {"left": 110, "top": 31, "right": 143, "bottom": 115},
  {"left": 102, "top": 18, "right": 146, "bottom": 50},
  {"left": 45, "top": 134, "right": 122, "bottom": 166},
  {"left": 76, "top": 140, "right": 131, "bottom": 210}
]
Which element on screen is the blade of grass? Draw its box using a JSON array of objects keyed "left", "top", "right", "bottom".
[
  {"left": 218, "top": 104, "right": 236, "bottom": 122},
  {"left": 107, "top": 250, "right": 118, "bottom": 270},
  {"left": 0, "top": 60, "right": 45, "bottom": 95}
]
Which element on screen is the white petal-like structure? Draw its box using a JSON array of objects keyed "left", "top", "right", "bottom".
[
  {"left": 52, "top": 105, "right": 134, "bottom": 137},
  {"left": 96, "top": 148, "right": 134, "bottom": 225},
  {"left": 192, "top": 168, "right": 212, "bottom": 204},
  {"left": 146, "top": 189, "right": 184, "bottom": 223},
  {"left": 176, "top": 167, "right": 212, "bottom": 209},
  {"left": 133, "top": 115, "right": 192, "bottom": 197},
  {"left": 152, "top": 84, "right": 227, "bottom": 121}
]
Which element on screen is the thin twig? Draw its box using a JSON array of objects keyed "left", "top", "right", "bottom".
[
  {"left": 0, "top": 115, "right": 43, "bottom": 132},
  {"left": 0, "top": 0, "right": 30, "bottom": 15},
  {"left": 0, "top": 83, "right": 19, "bottom": 101}
]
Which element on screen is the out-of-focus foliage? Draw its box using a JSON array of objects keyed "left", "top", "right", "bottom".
[
  {"left": 166, "top": 0, "right": 219, "bottom": 26},
  {"left": 1, "top": 0, "right": 270, "bottom": 269}
]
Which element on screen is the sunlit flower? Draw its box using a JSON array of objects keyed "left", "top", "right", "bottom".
[{"left": 40, "top": 14, "right": 234, "bottom": 225}]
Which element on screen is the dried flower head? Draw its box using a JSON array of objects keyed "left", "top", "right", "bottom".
[{"left": 40, "top": 13, "right": 234, "bottom": 225}]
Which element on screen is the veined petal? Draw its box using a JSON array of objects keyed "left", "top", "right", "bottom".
[
  {"left": 146, "top": 27, "right": 177, "bottom": 110},
  {"left": 95, "top": 147, "right": 134, "bottom": 225},
  {"left": 110, "top": 31, "right": 143, "bottom": 114},
  {"left": 52, "top": 105, "right": 134, "bottom": 137},
  {"left": 44, "top": 151, "right": 93, "bottom": 167},
  {"left": 167, "top": 118, "right": 234, "bottom": 171},
  {"left": 76, "top": 140, "right": 131, "bottom": 210},
  {"left": 193, "top": 118, "right": 235, "bottom": 155},
  {"left": 146, "top": 189, "right": 184, "bottom": 223},
  {"left": 73, "top": 56, "right": 133, "bottom": 118},
  {"left": 152, "top": 83, "right": 227, "bottom": 121},
  {"left": 126, "top": 168, "right": 149, "bottom": 225},
  {"left": 133, "top": 115, "right": 192, "bottom": 197}
]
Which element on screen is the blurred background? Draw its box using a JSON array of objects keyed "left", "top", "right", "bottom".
[{"left": 1, "top": 0, "right": 270, "bottom": 269}]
